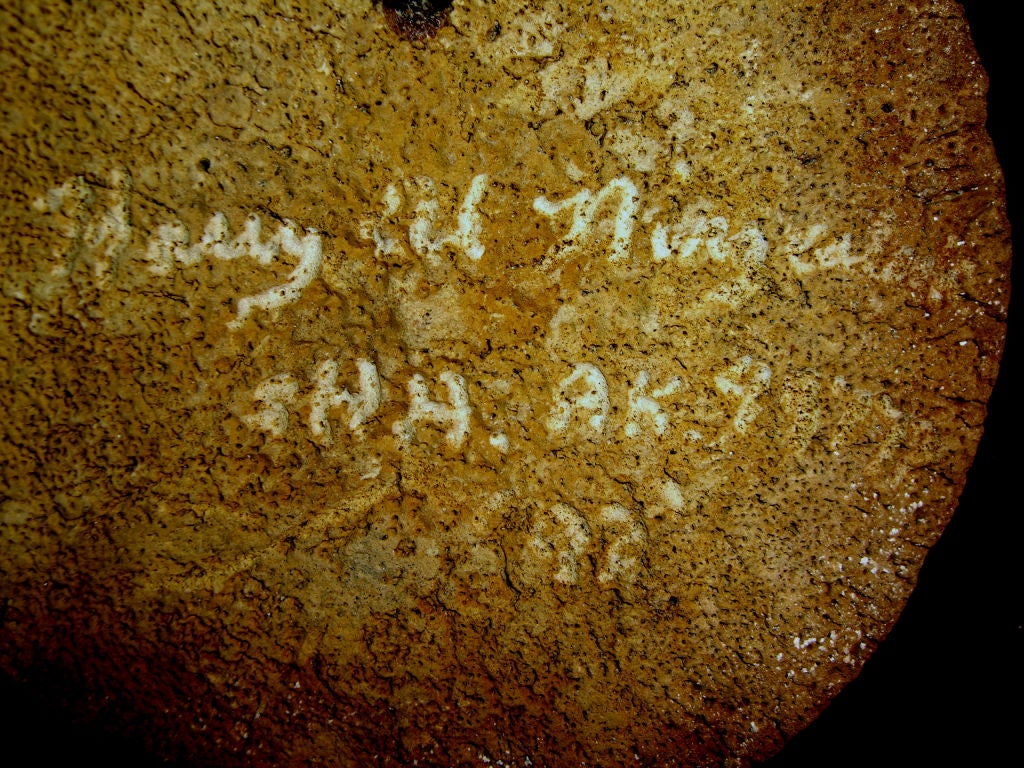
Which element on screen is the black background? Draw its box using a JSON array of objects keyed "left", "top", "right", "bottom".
[{"left": 1, "top": 1, "right": 1019, "bottom": 765}]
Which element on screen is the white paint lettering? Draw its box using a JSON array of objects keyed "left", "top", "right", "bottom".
[
  {"left": 596, "top": 503, "right": 648, "bottom": 584},
  {"left": 393, "top": 371, "right": 472, "bottom": 448},
  {"left": 409, "top": 174, "right": 489, "bottom": 263},
  {"left": 625, "top": 371, "right": 681, "bottom": 437},
  {"left": 229, "top": 223, "right": 323, "bottom": 329},
  {"left": 714, "top": 356, "right": 772, "bottom": 434},
  {"left": 309, "top": 358, "right": 382, "bottom": 443},
  {"left": 534, "top": 176, "right": 640, "bottom": 268},
  {"left": 528, "top": 502, "right": 592, "bottom": 585},
  {"left": 547, "top": 363, "right": 610, "bottom": 434},
  {"left": 243, "top": 374, "right": 300, "bottom": 437},
  {"left": 145, "top": 211, "right": 324, "bottom": 329}
]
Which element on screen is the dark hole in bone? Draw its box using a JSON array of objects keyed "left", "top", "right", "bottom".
[{"left": 378, "top": 0, "right": 455, "bottom": 41}]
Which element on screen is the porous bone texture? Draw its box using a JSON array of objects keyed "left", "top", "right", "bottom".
[{"left": 0, "top": 1, "right": 1010, "bottom": 766}]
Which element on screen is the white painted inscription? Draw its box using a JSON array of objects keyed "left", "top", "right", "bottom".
[
  {"left": 245, "top": 359, "right": 382, "bottom": 445},
  {"left": 596, "top": 503, "right": 648, "bottom": 585},
  {"left": 523, "top": 501, "right": 648, "bottom": 587},
  {"left": 242, "top": 374, "right": 300, "bottom": 437},
  {"left": 409, "top": 174, "right": 489, "bottom": 263},
  {"left": 242, "top": 358, "right": 696, "bottom": 450},
  {"left": 714, "top": 356, "right": 772, "bottom": 434},
  {"left": 309, "top": 358, "right": 383, "bottom": 442},
  {"left": 546, "top": 363, "right": 610, "bottom": 434},
  {"left": 25, "top": 111, "right": 916, "bottom": 600},
  {"left": 393, "top": 371, "right": 472, "bottom": 448},
  {"left": 528, "top": 502, "right": 593, "bottom": 585},
  {"left": 35, "top": 162, "right": 878, "bottom": 339},
  {"left": 145, "top": 212, "right": 324, "bottom": 329},
  {"left": 534, "top": 176, "right": 640, "bottom": 268},
  {"left": 625, "top": 371, "right": 681, "bottom": 438},
  {"left": 31, "top": 170, "right": 132, "bottom": 287},
  {"left": 787, "top": 227, "right": 864, "bottom": 274},
  {"left": 30, "top": 163, "right": 895, "bottom": 466}
]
